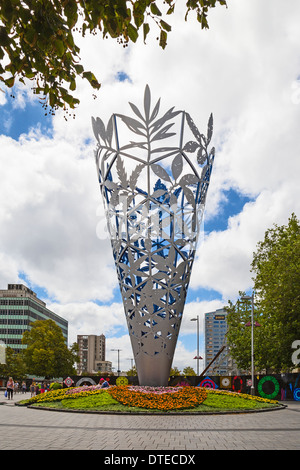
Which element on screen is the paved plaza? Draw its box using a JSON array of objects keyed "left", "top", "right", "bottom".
[{"left": 0, "top": 392, "right": 299, "bottom": 452}]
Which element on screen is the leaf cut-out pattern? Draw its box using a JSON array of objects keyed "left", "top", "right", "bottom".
[{"left": 93, "top": 85, "right": 215, "bottom": 386}]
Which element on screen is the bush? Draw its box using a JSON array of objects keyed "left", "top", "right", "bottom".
[{"left": 49, "top": 382, "right": 62, "bottom": 390}]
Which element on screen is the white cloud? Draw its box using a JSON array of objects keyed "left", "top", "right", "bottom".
[
  {"left": 190, "top": 186, "right": 300, "bottom": 298},
  {"left": 0, "top": 131, "right": 118, "bottom": 303},
  {"left": 47, "top": 301, "right": 126, "bottom": 341}
]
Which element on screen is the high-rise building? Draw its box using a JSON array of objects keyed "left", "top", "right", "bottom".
[
  {"left": 77, "top": 334, "right": 112, "bottom": 374},
  {"left": 0, "top": 284, "right": 68, "bottom": 352},
  {"left": 204, "top": 308, "right": 230, "bottom": 375}
]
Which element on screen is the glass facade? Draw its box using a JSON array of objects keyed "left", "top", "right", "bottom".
[
  {"left": 204, "top": 308, "right": 229, "bottom": 375},
  {"left": 0, "top": 284, "right": 68, "bottom": 352}
]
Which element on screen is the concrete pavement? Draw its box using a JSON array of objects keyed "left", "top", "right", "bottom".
[{"left": 0, "top": 391, "right": 299, "bottom": 451}]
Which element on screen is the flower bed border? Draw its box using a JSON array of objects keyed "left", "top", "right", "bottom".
[{"left": 21, "top": 402, "right": 286, "bottom": 415}]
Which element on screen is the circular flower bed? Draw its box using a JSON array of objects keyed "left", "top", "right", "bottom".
[
  {"left": 19, "top": 383, "right": 280, "bottom": 414},
  {"left": 107, "top": 385, "right": 207, "bottom": 411}
]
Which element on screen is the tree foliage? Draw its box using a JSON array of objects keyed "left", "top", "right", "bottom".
[
  {"left": 0, "top": 0, "right": 227, "bottom": 113},
  {"left": 170, "top": 366, "right": 181, "bottom": 376},
  {"left": 251, "top": 213, "right": 300, "bottom": 371},
  {"left": 226, "top": 292, "right": 266, "bottom": 372},
  {"left": 226, "top": 214, "right": 300, "bottom": 373},
  {"left": 0, "top": 346, "right": 27, "bottom": 379},
  {"left": 22, "top": 319, "right": 78, "bottom": 378},
  {"left": 126, "top": 365, "right": 138, "bottom": 376},
  {"left": 183, "top": 366, "right": 196, "bottom": 376}
]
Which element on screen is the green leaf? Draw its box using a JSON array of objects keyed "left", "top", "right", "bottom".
[
  {"left": 49, "top": 91, "right": 56, "bottom": 108},
  {"left": 24, "top": 28, "right": 37, "bottom": 47},
  {"left": 167, "top": 4, "right": 175, "bottom": 15},
  {"left": 74, "top": 64, "right": 84, "bottom": 74},
  {"left": 54, "top": 39, "right": 65, "bottom": 57},
  {"left": 127, "top": 23, "right": 138, "bottom": 43},
  {"left": 159, "top": 30, "right": 167, "bottom": 49},
  {"left": 160, "top": 20, "right": 171, "bottom": 32},
  {"left": 150, "top": 3, "right": 162, "bottom": 16},
  {"left": 69, "top": 79, "right": 76, "bottom": 91},
  {"left": 5, "top": 76, "right": 15, "bottom": 87},
  {"left": 64, "top": 0, "right": 78, "bottom": 28},
  {"left": 143, "top": 23, "right": 150, "bottom": 43}
]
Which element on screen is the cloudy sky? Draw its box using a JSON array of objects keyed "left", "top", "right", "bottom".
[{"left": 0, "top": 0, "right": 299, "bottom": 373}]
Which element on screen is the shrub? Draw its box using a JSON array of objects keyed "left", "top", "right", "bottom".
[{"left": 49, "top": 382, "right": 62, "bottom": 390}]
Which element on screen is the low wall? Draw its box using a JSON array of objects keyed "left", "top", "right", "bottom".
[{"left": 63, "top": 372, "right": 300, "bottom": 401}]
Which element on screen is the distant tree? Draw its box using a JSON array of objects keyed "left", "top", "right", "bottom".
[
  {"left": 22, "top": 319, "right": 78, "bottom": 378},
  {"left": 170, "top": 366, "right": 181, "bottom": 376},
  {"left": 0, "top": 346, "right": 27, "bottom": 380},
  {"left": 0, "top": 1, "right": 227, "bottom": 113},
  {"left": 226, "top": 214, "right": 300, "bottom": 373},
  {"left": 226, "top": 292, "right": 266, "bottom": 372},
  {"left": 251, "top": 213, "right": 300, "bottom": 371},
  {"left": 183, "top": 366, "right": 196, "bottom": 376},
  {"left": 127, "top": 365, "right": 138, "bottom": 376}
]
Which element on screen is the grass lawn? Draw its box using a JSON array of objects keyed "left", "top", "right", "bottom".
[{"left": 18, "top": 387, "right": 280, "bottom": 414}]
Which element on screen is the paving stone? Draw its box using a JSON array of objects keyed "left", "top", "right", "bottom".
[{"left": 0, "top": 393, "right": 299, "bottom": 451}]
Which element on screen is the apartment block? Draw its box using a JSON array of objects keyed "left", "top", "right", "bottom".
[{"left": 77, "top": 334, "right": 112, "bottom": 374}]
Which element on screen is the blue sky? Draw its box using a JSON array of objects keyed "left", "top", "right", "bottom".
[{"left": 0, "top": 0, "right": 299, "bottom": 373}]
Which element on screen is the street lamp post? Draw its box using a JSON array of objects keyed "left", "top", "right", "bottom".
[
  {"left": 190, "top": 316, "right": 202, "bottom": 375},
  {"left": 240, "top": 292, "right": 260, "bottom": 396},
  {"left": 127, "top": 358, "right": 134, "bottom": 369},
  {"left": 111, "top": 349, "right": 122, "bottom": 376}
]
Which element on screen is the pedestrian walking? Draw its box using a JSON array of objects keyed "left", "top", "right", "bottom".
[
  {"left": 30, "top": 382, "right": 35, "bottom": 397},
  {"left": 22, "top": 381, "right": 26, "bottom": 394},
  {"left": 6, "top": 377, "right": 14, "bottom": 400}
]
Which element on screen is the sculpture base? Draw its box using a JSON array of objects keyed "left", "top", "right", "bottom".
[{"left": 135, "top": 353, "right": 173, "bottom": 387}]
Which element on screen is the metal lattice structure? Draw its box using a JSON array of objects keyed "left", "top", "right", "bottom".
[{"left": 93, "top": 86, "right": 215, "bottom": 386}]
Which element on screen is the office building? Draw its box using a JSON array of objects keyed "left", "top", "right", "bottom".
[
  {"left": 0, "top": 284, "right": 68, "bottom": 352},
  {"left": 204, "top": 308, "right": 230, "bottom": 375},
  {"left": 77, "top": 334, "right": 112, "bottom": 374}
]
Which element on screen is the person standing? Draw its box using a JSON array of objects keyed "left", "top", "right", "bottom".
[
  {"left": 30, "top": 382, "right": 35, "bottom": 397},
  {"left": 6, "top": 377, "right": 14, "bottom": 400}
]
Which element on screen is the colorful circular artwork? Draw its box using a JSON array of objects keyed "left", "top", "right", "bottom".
[
  {"left": 232, "top": 376, "right": 243, "bottom": 393},
  {"left": 293, "top": 388, "right": 300, "bottom": 401},
  {"left": 116, "top": 376, "right": 129, "bottom": 386},
  {"left": 220, "top": 377, "right": 231, "bottom": 388},
  {"left": 63, "top": 377, "right": 74, "bottom": 387},
  {"left": 198, "top": 377, "right": 217, "bottom": 389},
  {"left": 258, "top": 376, "right": 280, "bottom": 399}
]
